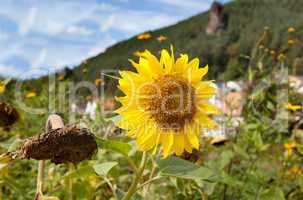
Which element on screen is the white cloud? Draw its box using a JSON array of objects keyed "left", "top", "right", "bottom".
[
  {"left": 100, "top": 10, "right": 178, "bottom": 34},
  {"left": 0, "top": 1, "right": 98, "bottom": 36},
  {"left": 100, "top": 15, "right": 116, "bottom": 32},
  {"left": 0, "top": 64, "right": 24, "bottom": 77},
  {"left": 19, "top": 6, "right": 37, "bottom": 35},
  {"left": 65, "top": 25, "right": 92, "bottom": 36},
  {"left": 30, "top": 48, "right": 47, "bottom": 69},
  {"left": 152, "top": 0, "right": 211, "bottom": 10}
]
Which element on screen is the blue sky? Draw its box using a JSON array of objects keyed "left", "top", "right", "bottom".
[{"left": 0, "top": 0, "right": 229, "bottom": 78}]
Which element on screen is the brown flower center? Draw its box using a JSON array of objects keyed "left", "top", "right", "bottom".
[{"left": 139, "top": 75, "right": 196, "bottom": 131}]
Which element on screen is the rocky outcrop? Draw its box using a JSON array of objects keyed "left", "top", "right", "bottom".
[{"left": 206, "top": 2, "right": 228, "bottom": 35}]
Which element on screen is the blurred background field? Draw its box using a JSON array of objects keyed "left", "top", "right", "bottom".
[{"left": 0, "top": 0, "right": 303, "bottom": 199}]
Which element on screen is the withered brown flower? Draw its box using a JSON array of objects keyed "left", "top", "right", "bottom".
[{"left": 19, "top": 125, "right": 97, "bottom": 164}]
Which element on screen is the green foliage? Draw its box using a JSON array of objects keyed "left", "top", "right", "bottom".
[
  {"left": 0, "top": 0, "right": 303, "bottom": 199},
  {"left": 157, "top": 156, "right": 216, "bottom": 182},
  {"left": 95, "top": 138, "right": 132, "bottom": 157}
]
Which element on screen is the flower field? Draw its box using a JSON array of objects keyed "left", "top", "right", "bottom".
[{"left": 0, "top": 0, "right": 302, "bottom": 200}]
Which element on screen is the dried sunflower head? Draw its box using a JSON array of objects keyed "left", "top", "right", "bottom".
[
  {"left": 19, "top": 125, "right": 97, "bottom": 165},
  {"left": 0, "top": 102, "right": 19, "bottom": 129}
]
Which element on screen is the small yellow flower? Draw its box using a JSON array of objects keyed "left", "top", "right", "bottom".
[
  {"left": 284, "top": 141, "right": 296, "bottom": 156},
  {"left": 277, "top": 53, "right": 286, "bottom": 61},
  {"left": 270, "top": 50, "right": 275, "bottom": 55},
  {"left": 95, "top": 78, "right": 102, "bottom": 86},
  {"left": 0, "top": 84, "right": 5, "bottom": 94},
  {"left": 285, "top": 103, "right": 302, "bottom": 111},
  {"left": 116, "top": 46, "right": 219, "bottom": 157},
  {"left": 133, "top": 51, "right": 145, "bottom": 57},
  {"left": 284, "top": 141, "right": 296, "bottom": 149},
  {"left": 289, "top": 166, "right": 302, "bottom": 175},
  {"left": 82, "top": 68, "right": 88, "bottom": 74},
  {"left": 137, "top": 33, "right": 152, "bottom": 40},
  {"left": 287, "top": 39, "right": 295, "bottom": 45},
  {"left": 157, "top": 35, "right": 167, "bottom": 42},
  {"left": 58, "top": 75, "right": 65, "bottom": 81},
  {"left": 26, "top": 92, "right": 36, "bottom": 98},
  {"left": 288, "top": 27, "right": 296, "bottom": 33}
]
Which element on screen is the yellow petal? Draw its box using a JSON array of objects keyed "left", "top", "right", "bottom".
[
  {"left": 195, "top": 81, "right": 216, "bottom": 100},
  {"left": 137, "top": 129, "right": 158, "bottom": 151},
  {"left": 188, "top": 64, "right": 208, "bottom": 85},
  {"left": 152, "top": 132, "right": 161, "bottom": 155},
  {"left": 173, "top": 133, "right": 185, "bottom": 156},
  {"left": 129, "top": 59, "right": 151, "bottom": 80},
  {"left": 197, "top": 102, "right": 220, "bottom": 115},
  {"left": 194, "top": 112, "right": 218, "bottom": 129},
  {"left": 185, "top": 124, "right": 200, "bottom": 150},
  {"left": 161, "top": 132, "right": 174, "bottom": 158},
  {"left": 175, "top": 54, "right": 188, "bottom": 74},
  {"left": 142, "top": 50, "right": 163, "bottom": 77},
  {"left": 117, "top": 111, "right": 148, "bottom": 130},
  {"left": 161, "top": 49, "right": 173, "bottom": 74}
]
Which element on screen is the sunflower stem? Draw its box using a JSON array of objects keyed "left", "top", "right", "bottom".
[
  {"left": 68, "top": 163, "right": 74, "bottom": 200},
  {"left": 122, "top": 152, "right": 147, "bottom": 200},
  {"left": 35, "top": 160, "right": 45, "bottom": 199}
]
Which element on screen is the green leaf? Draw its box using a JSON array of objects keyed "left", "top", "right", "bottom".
[
  {"left": 219, "top": 150, "right": 234, "bottom": 170},
  {"left": 296, "top": 144, "right": 303, "bottom": 155},
  {"left": 93, "top": 162, "right": 118, "bottom": 176},
  {"left": 201, "top": 182, "right": 217, "bottom": 195},
  {"left": 233, "top": 144, "right": 249, "bottom": 159},
  {"left": 220, "top": 172, "right": 243, "bottom": 187},
  {"left": 95, "top": 137, "right": 131, "bottom": 156},
  {"left": 8, "top": 138, "right": 23, "bottom": 152},
  {"left": 157, "top": 156, "right": 215, "bottom": 181},
  {"left": 3, "top": 177, "right": 24, "bottom": 197},
  {"left": 260, "top": 187, "right": 285, "bottom": 200},
  {"left": 64, "top": 166, "right": 96, "bottom": 179},
  {"left": 2, "top": 78, "right": 11, "bottom": 85},
  {"left": 253, "top": 132, "right": 264, "bottom": 150}
]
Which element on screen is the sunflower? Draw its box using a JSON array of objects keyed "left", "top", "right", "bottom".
[
  {"left": 284, "top": 141, "right": 296, "bottom": 157},
  {"left": 0, "top": 84, "right": 5, "bottom": 94},
  {"left": 58, "top": 75, "right": 65, "bottom": 81},
  {"left": 115, "top": 47, "right": 219, "bottom": 157},
  {"left": 287, "top": 27, "right": 296, "bottom": 33},
  {"left": 137, "top": 33, "right": 152, "bottom": 40},
  {"left": 26, "top": 92, "right": 36, "bottom": 98},
  {"left": 95, "top": 78, "right": 102, "bottom": 86},
  {"left": 133, "top": 51, "right": 145, "bottom": 57},
  {"left": 157, "top": 35, "right": 167, "bottom": 42},
  {"left": 285, "top": 103, "right": 302, "bottom": 111}
]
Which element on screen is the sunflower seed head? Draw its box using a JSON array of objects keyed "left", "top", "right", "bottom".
[
  {"left": 19, "top": 125, "right": 97, "bottom": 165},
  {"left": 0, "top": 102, "right": 19, "bottom": 129}
]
